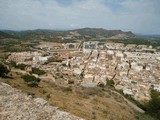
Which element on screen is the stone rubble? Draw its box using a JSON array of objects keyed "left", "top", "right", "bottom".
[{"left": 0, "top": 82, "right": 83, "bottom": 120}]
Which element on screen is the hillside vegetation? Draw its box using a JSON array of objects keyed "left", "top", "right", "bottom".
[
  {"left": 0, "top": 74, "right": 144, "bottom": 120},
  {"left": 2, "top": 28, "right": 135, "bottom": 40}
]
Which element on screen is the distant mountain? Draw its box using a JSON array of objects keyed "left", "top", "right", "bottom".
[
  {"left": 0, "top": 31, "right": 15, "bottom": 39},
  {"left": 136, "top": 33, "right": 160, "bottom": 39},
  {"left": 1, "top": 28, "right": 136, "bottom": 40},
  {"left": 3, "top": 29, "right": 65, "bottom": 40},
  {"left": 71, "top": 28, "right": 135, "bottom": 38}
]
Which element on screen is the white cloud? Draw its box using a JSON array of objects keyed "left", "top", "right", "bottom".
[{"left": 0, "top": 0, "right": 160, "bottom": 34}]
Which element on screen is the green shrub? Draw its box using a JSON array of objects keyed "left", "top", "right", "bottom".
[
  {"left": 107, "top": 79, "right": 115, "bottom": 87},
  {"left": 135, "top": 113, "right": 155, "bottom": 120},
  {"left": 22, "top": 74, "right": 41, "bottom": 87},
  {"left": 0, "top": 63, "right": 9, "bottom": 77},
  {"left": 10, "top": 61, "right": 16, "bottom": 67},
  {"left": 32, "top": 67, "right": 45, "bottom": 75},
  {"left": 61, "top": 63, "right": 67, "bottom": 67},
  {"left": 16, "top": 64, "right": 27, "bottom": 70}
]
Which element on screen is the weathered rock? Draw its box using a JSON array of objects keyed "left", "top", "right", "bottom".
[{"left": 0, "top": 82, "right": 83, "bottom": 120}]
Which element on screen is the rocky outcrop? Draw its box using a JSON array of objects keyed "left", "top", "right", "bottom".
[{"left": 0, "top": 82, "right": 83, "bottom": 120}]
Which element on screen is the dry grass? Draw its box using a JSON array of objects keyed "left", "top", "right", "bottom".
[{"left": 0, "top": 72, "right": 137, "bottom": 120}]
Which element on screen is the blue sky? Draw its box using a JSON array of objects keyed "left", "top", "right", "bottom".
[{"left": 0, "top": 0, "right": 160, "bottom": 34}]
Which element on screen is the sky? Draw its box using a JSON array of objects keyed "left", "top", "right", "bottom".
[{"left": 0, "top": 0, "right": 160, "bottom": 34}]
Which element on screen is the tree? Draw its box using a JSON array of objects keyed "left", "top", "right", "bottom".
[
  {"left": 145, "top": 89, "right": 160, "bottom": 119},
  {"left": 0, "top": 63, "right": 9, "bottom": 77}
]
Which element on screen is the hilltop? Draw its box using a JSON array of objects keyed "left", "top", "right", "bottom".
[
  {"left": 71, "top": 28, "right": 135, "bottom": 38},
  {"left": 1, "top": 28, "right": 136, "bottom": 40}
]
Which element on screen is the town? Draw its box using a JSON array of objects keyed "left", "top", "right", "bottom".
[{"left": 7, "top": 40, "right": 160, "bottom": 103}]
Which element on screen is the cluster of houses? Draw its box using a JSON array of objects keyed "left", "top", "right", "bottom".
[
  {"left": 83, "top": 41, "right": 156, "bottom": 53},
  {"left": 7, "top": 41, "right": 160, "bottom": 102},
  {"left": 36, "top": 42, "right": 79, "bottom": 51}
]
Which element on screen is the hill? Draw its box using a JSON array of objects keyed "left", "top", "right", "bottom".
[
  {"left": 0, "top": 75, "right": 149, "bottom": 120},
  {"left": 2, "top": 28, "right": 136, "bottom": 40},
  {"left": 0, "top": 31, "right": 15, "bottom": 39},
  {"left": 72, "top": 28, "right": 135, "bottom": 38}
]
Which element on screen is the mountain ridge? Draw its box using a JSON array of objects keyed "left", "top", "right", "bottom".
[{"left": 1, "top": 28, "right": 136, "bottom": 39}]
